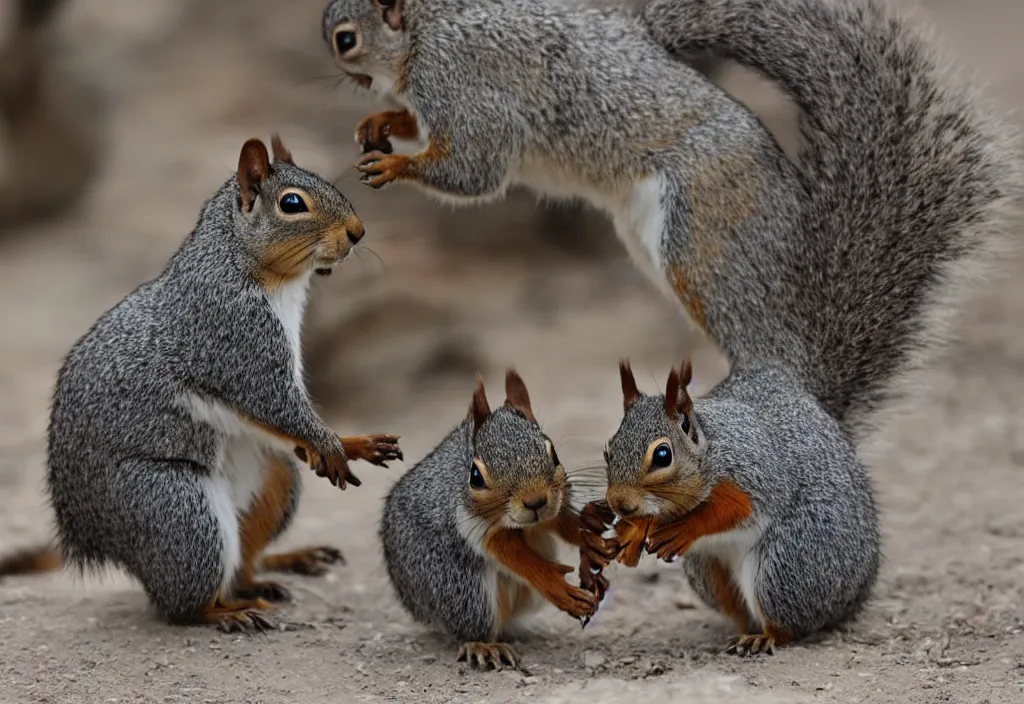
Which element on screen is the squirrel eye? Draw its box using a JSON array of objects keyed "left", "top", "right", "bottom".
[
  {"left": 377, "top": 0, "right": 397, "bottom": 7},
  {"left": 469, "top": 464, "right": 487, "bottom": 489},
  {"left": 279, "top": 192, "right": 308, "bottom": 214},
  {"left": 651, "top": 443, "right": 673, "bottom": 470},
  {"left": 334, "top": 30, "right": 358, "bottom": 57}
]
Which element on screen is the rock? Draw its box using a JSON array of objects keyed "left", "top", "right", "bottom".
[{"left": 583, "top": 651, "right": 607, "bottom": 669}]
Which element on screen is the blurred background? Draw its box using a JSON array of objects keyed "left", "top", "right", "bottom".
[{"left": 0, "top": 1, "right": 1022, "bottom": 702}]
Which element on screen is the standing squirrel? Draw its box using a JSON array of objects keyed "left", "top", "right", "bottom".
[
  {"left": 0, "top": 0, "right": 102, "bottom": 231},
  {"left": 0, "top": 135, "right": 402, "bottom": 632},
  {"left": 379, "top": 370, "right": 617, "bottom": 670},
  {"left": 322, "top": 0, "right": 1021, "bottom": 652}
]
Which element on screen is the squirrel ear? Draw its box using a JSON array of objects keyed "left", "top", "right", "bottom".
[
  {"left": 664, "top": 367, "right": 680, "bottom": 420},
  {"left": 620, "top": 359, "right": 641, "bottom": 411},
  {"left": 677, "top": 358, "right": 694, "bottom": 417},
  {"left": 469, "top": 374, "right": 491, "bottom": 436},
  {"left": 237, "top": 138, "right": 271, "bottom": 213},
  {"left": 381, "top": 0, "right": 404, "bottom": 31},
  {"left": 504, "top": 368, "right": 536, "bottom": 423},
  {"left": 270, "top": 133, "right": 294, "bottom": 165}
]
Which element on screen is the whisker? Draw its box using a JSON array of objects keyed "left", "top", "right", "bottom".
[{"left": 359, "top": 245, "right": 389, "bottom": 280}]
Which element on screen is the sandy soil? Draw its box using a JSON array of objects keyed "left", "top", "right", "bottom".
[{"left": 1, "top": 1, "right": 1023, "bottom": 703}]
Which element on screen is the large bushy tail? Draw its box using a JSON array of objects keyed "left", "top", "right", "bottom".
[
  {"left": 0, "top": 543, "right": 63, "bottom": 579},
  {"left": 644, "top": 0, "right": 1022, "bottom": 435}
]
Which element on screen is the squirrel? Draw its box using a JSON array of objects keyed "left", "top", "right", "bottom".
[
  {"left": 379, "top": 370, "right": 617, "bottom": 670},
  {"left": 0, "top": 0, "right": 103, "bottom": 232},
  {"left": 322, "top": 0, "right": 1021, "bottom": 652},
  {"left": 0, "top": 134, "right": 403, "bottom": 632}
]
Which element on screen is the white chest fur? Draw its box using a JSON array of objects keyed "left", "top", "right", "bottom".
[
  {"left": 688, "top": 518, "right": 769, "bottom": 626},
  {"left": 267, "top": 272, "right": 312, "bottom": 384},
  {"left": 514, "top": 161, "right": 673, "bottom": 299}
]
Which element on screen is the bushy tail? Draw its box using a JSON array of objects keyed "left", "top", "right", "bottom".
[
  {"left": 0, "top": 544, "right": 63, "bottom": 579},
  {"left": 644, "top": 0, "right": 1022, "bottom": 434}
]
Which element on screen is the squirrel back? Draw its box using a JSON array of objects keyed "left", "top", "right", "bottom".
[{"left": 643, "top": 0, "right": 1023, "bottom": 435}]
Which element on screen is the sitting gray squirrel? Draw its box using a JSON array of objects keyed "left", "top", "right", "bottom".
[
  {"left": 323, "top": 0, "right": 1021, "bottom": 653},
  {"left": 0, "top": 135, "right": 402, "bottom": 632},
  {"left": 379, "top": 370, "right": 618, "bottom": 670}
]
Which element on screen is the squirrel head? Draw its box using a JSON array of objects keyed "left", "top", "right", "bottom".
[
  {"left": 322, "top": 0, "right": 408, "bottom": 95},
  {"left": 603, "top": 359, "right": 707, "bottom": 521},
  {"left": 464, "top": 369, "right": 568, "bottom": 530},
  {"left": 234, "top": 135, "right": 364, "bottom": 288}
]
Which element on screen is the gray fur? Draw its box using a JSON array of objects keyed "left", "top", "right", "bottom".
[
  {"left": 47, "top": 140, "right": 361, "bottom": 622},
  {"left": 608, "top": 365, "right": 880, "bottom": 637},
  {"left": 380, "top": 404, "right": 565, "bottom": 644}
]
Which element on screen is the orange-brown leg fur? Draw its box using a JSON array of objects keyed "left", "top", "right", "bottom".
[
  {"left": 198, "top": 596, "right": 276, "bottom": 633},
  {"left": 235, "top": 455, "right": 296, "bottom": 603},
  {"left": 485, "top": 528, "right": 597, "bottom": 619},
  {"left": 647, "top": 481, "right": 753, "bottom": 562},
  {"left": 708, "top": 558, "right": 751, "bottom": 634}
]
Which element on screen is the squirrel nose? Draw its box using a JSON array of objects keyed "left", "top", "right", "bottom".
[
  {"left": 522, "top": 495, "right": 548, "bottom": 512},
  {"left": 346, "top": 222, "right": 365, "bottom": 245}
]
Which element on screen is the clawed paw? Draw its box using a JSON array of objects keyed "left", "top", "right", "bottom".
[
  {"left": 235, "top": 580, "right": 292, "bottom": 603},
  {"left": 725, "top": 634, "right": 776, "bottom": 657},
  {"left": 457, "top": 642, "right": 521, "bottom": 671},
  {"left": 342, "top": 434, "right": 403, "bottom": 468},
  {"left": 295, "top": 446, "right": 360, "bottom": 490},
  {"left": 357, "top": 151, "right": 412, "bottom": 189},
  {"left": 263, "top": 545, "right": 345, "bottom": 576}
]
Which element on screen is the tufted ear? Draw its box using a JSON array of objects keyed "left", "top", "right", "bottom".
[
  {"left": 237, "top": 138, "right": 271, "bottom": 213},
  {"left": 504, "top": 368, "right": 536, "bottom": 423},
  {"left": 377, "top": 0, "right": 404, "bottom": 31},
  {"left": 468, "top": 374, "right": 491, "bottom": 437},
  {"left": 270, "top": 133, "right": 294, "bottom": 165},
  {"left": 620, "top": 359, "right": 641, "bottom": 411},
  {"left": 665, "top": 358, "right": 694, "bottom": 419}
]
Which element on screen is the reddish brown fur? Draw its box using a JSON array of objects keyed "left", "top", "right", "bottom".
[
  {"left": 484, "top": 528, "right": 594, "bottom": 618},
  {"left": 237, "top": 138, "right": 271, "bottom": 213},
  {"left": 0, "top": 545, "right": 62, "bottom": 577},
  {"left": 236, "top": 455, "right": 295, "bottom": 590},
  {"left": 503, "top": 368, "right": 536, "bottom": 422},
  {"left": 648, "top": 480, "right": 754, "bottom": 559},
  {"left": 270, "top": 133, "right": 294, "bottom": 164},
  {"left": 708, "top": 558, "right": 751, "bottom": 633},
  {"left": 469, "top": 374, "right": 491, "bottom": 432},
  {"left": 620, "top": 360, "right": 641, "bottom": 410},
  {"left": 669, "top": 267, "right": 709, "bottom": 332}
]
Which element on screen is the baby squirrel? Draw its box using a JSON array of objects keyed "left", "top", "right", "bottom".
[
  {"left": 0, "top": 135, "right": 402, "bottom": 632},
  {"left": 379, "top": 370, "right": 617, "bottom": 670},
  {"left": 325, "top": 0, "right": 1020, "bottom": 652}
]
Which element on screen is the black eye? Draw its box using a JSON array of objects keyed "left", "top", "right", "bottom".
[
  {"left": 335, "top": 30, "right": 358, "bottom": 55},
  {"left": 651, "top": 443, "right": 673, "bottom": 469},
  {"left": 681, "top": 415, "right": 691, "bottom": 435},
  {"left": 469, "top": 464, "right": 486, "bottom": 489},
  {"left": 377, "top": 0, "right": 397, "bottom": 7},
  {"left": 279, "top": 192, "right": 308, "bottom": 214}
]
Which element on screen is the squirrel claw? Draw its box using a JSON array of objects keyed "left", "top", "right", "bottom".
[
  {"left": 356, "top": 152, "right": 412, "bottom": 189},
  {"left": 235, "top": 580, "right": 293, "bottom": 603},
  {"left": 458, "top": 642, "right": 521, "bottom": 671},
  {"left": 725, "top": 634, "right": 776, "bottom": 657},
  {"left": 215, "top": 608, "right": 277, "bottom": 635}
]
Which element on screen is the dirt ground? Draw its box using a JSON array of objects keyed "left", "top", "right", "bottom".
[{"left": 1, "top": 1, "right": 1023, "bottom": 703}]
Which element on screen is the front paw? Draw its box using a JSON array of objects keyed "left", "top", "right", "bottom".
[
  {"left": 342, "top": 434, "right": 403, "bottom": 468},
  {"left": 616, "top": 517, "right": 653, "bottom": 567},
  {"left": 357, "top": 151, "right": 413, "bottom": 189},
  {"left": 646, "top": 525, "right": 692, "bottom": 562},
  {"left": 354, "top": 111, "right": 407, "bottom": 154},
  {"left": 542, "top": 567, "right": 599, "bottom": 618},
  {"left": 294, "top": 446, "right": 361, "bottom": 490}
]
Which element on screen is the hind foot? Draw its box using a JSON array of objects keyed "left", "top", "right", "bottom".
[
  {"left": 457, "top": 642, "right": 521, "bottom": 671},
  {"left": 199, "top": 598, "right": 277, "bottom": 634},
  {"left": 725, "top": 633, "right": 777, "bottom": 656},
  {"left": 261, "top": 546, "right": 344, "bottom": 576},
  {"left": 235, "top": 580, "right": 293, "bottom": 603}
]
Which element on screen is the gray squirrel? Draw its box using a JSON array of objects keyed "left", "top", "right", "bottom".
[
  {"left": 323, "top": 0, "right": 1021, "bottom": 653},
  {"left": 379, "top": 370, "right": 617, "bottom": 670},
  {"left": 0, "top": 135, "right": 403, "bottom": 632}
]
